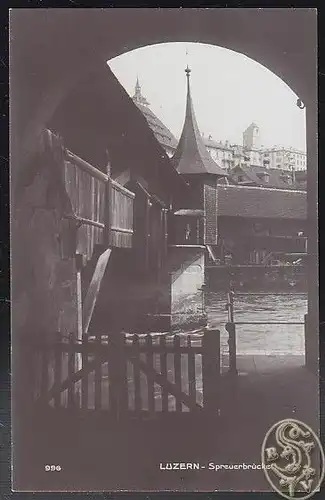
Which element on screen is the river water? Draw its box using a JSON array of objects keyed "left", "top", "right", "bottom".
[
  {"left": 80, "top": 292, "right": 307, "bottom": 411},
  {"left": 206, "top": 292, "right": 307, "bottom": 355}
]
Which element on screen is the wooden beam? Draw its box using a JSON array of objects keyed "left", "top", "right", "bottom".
[
  {"left": 75, "top": 254, "right": 84, "bottom": 339},
  {"left": 206, "top": 245, "right": 217, "bottom": 263},
  {"left": 83, "top": 248, "right": 112, "bottom": 334},
  {"left": 65, "top": 149, "right": 109, "bottom": 183}
]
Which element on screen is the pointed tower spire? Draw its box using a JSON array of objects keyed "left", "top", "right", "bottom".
[
  {"left": 132, "top": 76, "right": 150, "bottom": 106},
  {"left": 172, "top": 67, "right": 226, "bottom": 176},
  {"left": 135, "top": 75, "right": 141, "bottom": 93}
]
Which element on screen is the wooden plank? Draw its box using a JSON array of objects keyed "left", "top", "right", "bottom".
[
  {"left": 67, "top": 333, "right": 75, "bottom": 408},
  {"left": 145, "top": 198, "right": 151, "bottom": 272},
  {"left": 174, "top": 335, "right": 182, "bottom": 412},
  {"left": 65, "top": 149, "right": 109, "bottom": 183},
  {"left": 81, "top": 335, "right": 89, "bottom": 410},
  {"left": 105, "top": 333, "right": 123, "bottom": 418},
  {"left": 146, "top": 334, "right": 155, "bottom": 414},
  {"left": 160, "top": 336, "right": 168, "bottom": 413},
  {"left": 132, "top": 335, "right": 141, "bottom": 414},
  {"left": 83, "top": 248, "right": 112, "bottom": 334},
  {"left": 75, "top": 254, "right": 83, "bottom": 340},
  {"left": 54, "top": 332, "right": 62, "bottom": 408},
  {"left": 111, "top": 178, "right": 135, "bottom": 198},
  {"left": 118, "top": 334, "right": 128, "bottom": 416},
  {"left": 110, "top": 227, "right": 133, "bottom": 234},
  {"left": 108, "top": 339, "right": 118, "bottom": 416},
  {"left": 188, "top": 335, "right": 197, "bottom": 409},
  {"left": 94, "top": 332, "right": 102, "bottom": 410},
  {"left": 40, "top": 343, "right": 50, "bottom": 404},
  {"left": 105, "top": 177, "right": 112, "bottom": 246},
  {"left": 206, "top": 245, "right": 217, "bottom": 263}
]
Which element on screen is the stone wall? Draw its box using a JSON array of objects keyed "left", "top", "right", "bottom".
[
  {"left": 12, "top": 131, "right": 78, "bottom": 411},
  {"left": 169, "top": 247, "right": 206, "bottom": 330}
]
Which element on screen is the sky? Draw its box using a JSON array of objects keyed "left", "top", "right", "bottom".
[{"left": 108, "top": 42, "right": 306, "bottom": 152}]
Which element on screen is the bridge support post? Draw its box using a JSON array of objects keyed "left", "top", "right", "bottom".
[
  {"left": 304, "top": 313, "right": 318, "bottom": 373},
  {"left": 202, "top": 328, "right": 220, "bottom": 414},
  {"left": 225, "top": 322, "right": 238, "bottom": 377}
]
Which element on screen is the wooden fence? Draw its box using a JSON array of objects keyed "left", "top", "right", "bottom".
[{"left": 36, "top": 329, "right": 221, "bottom": 419}]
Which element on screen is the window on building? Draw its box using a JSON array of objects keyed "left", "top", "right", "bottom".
[{"left": 237, "top": 175, "right": 245, "bottom": 182}]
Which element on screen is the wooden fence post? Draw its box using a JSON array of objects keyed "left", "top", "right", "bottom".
[
  {"left": 68, "top": 332, "right": 77, "bottom": 408},
  {"left": 304, "top": 313, "right": 315, "bottom": 371},
  {"left": 117, "top": 333, "right": 128, "bottom": 418},
  {"left": 227, "top": 291, "right": 235, "bottom": 323},
  {"left": 40, "top": 340, "right": 50, "bottom": 407},
  {"left": 54, "top": 331, "right": 63, "bottom": 408},
  {"left": 145, "top": 199, "right": 152, "bottom": 273},
  {"left": 202, "top": 328, "right": 220, "bottom": 415},
  {"left": 104, "top": 176, "right": 112, "bottom": 247},
  {"left": 109, "top": 332, "right": 128, "bottom": 420},
  {"left": 104, "top": 153, "right": 112, "bottom": 247},
  {"left": 225, "top": 322, "right": 238, "bottom": 376},
  {"left": 75, "top": 253, "right": 83, "bottom": 407}
]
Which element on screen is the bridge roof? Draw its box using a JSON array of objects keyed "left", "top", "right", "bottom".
[{"left": 50, "top": 64, "right": 191, "bottom": 207}]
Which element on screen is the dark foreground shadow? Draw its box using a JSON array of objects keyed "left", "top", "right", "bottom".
[{"left": 13, "top": 365, "right": 318, "bottom": 492}]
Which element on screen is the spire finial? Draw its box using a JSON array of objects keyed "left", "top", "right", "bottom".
[{"left": 185, "top": 65, "right": 191, "bottom": 78}]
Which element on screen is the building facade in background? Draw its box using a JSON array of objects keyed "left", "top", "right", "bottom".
[
  {"left": 262, "top": 147, "right": 307, "bottom": 171},
  {"left": 132, "top": 79, "right": 307, "bottom": 186}
]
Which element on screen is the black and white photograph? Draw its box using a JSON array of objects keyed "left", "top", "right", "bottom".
[{"left": 10, "top": 8, "right": 319, "bottom": 493}]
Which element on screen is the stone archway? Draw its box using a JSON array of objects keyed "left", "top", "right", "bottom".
[
  {"left": 10, "top": 8, "right": 318, "bottom": 371},
  {"left": 10, "top": 9, "right": 316, "bottom": 155}
]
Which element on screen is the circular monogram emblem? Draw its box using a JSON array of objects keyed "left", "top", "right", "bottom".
[{"left": 261, "top": 419, "right": 325, "bottom": 499}]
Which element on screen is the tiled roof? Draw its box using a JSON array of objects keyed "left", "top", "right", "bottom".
[
  {"left": 217, "top": 185, "right": 306, "bottom": 219},
  {"left": 231, "top": 164, "right": 305, "bottom": 190},
  {"left": 134, "top": 102, "right": 178, "bottom": 150},
  {"left": 172, "top": 68, "right": 226, "bottom": 177},
  {"left": 203, "top": 137, "right": 232, "bottom": 150}
]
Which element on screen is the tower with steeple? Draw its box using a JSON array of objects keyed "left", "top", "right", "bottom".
[
  {"left": 131, "top": 77, "right": 178, "bottom": 157},
  {"left": 173, "top": 66, "right": 225, "bottom": 178},
  {"left": 172, "top": 66, "right": 226, "bottom": 246},
  {"left": 132, "top": 77, "right": 150, "bottom": 106}
]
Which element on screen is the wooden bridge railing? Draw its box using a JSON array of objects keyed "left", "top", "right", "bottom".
[
  {"left": 108, "top": 179, "right": 135, "bottom": 248},
  {"left": 63, "top": 147, "right": 135, "bottom": 259},
  {"left": 224, "top": 291, "right": 306, "bottom": 376}
]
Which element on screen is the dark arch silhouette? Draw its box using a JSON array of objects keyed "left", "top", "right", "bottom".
[{"left": 10, "top": 7, "right": 318, "bottom": 369}]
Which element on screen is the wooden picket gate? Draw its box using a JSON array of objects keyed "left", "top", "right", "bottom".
[{"left": 36, "top": 329, "right": 221, "bottom": 420}]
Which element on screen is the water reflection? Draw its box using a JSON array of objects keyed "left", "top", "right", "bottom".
[{"left": 206, "top": 292, "right": 307, "bottom": 355}]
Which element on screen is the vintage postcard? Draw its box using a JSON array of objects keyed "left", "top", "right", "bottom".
[{"left": 10, "top": 8, "right": 320, "bottom": 494}]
